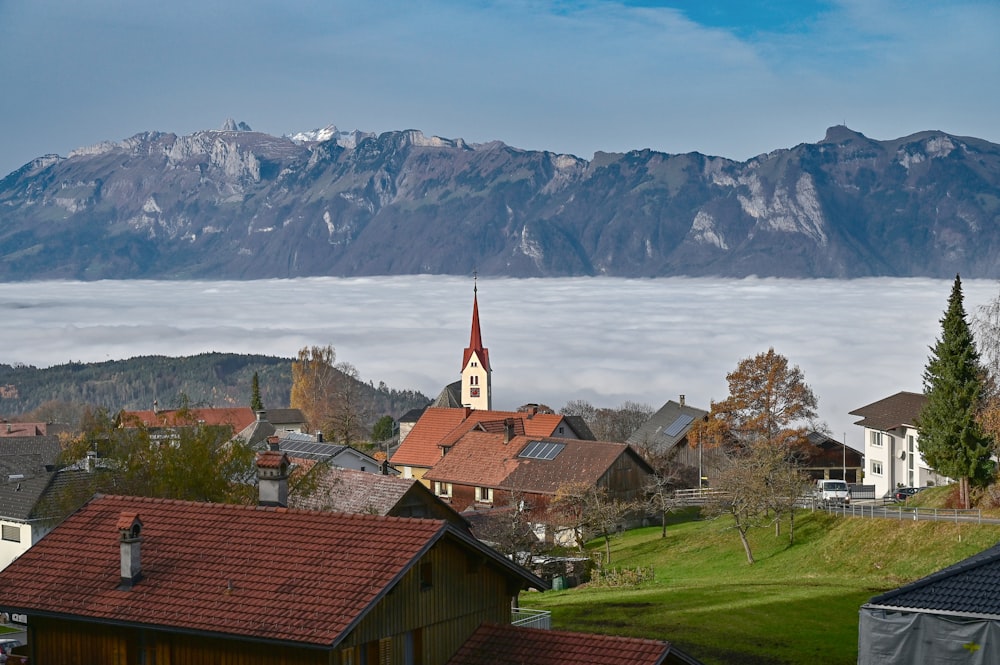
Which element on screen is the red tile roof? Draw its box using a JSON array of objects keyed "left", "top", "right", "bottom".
[
  {"left": 447, "top": 623, "right": 672, "bottom": 665},
  {"left": 120, "top": 407, "right": 257, "bottom": 433},
  {"left": 391, "top": 408, "right": 570, "bottom": 468},
  {"left": 425, "top": 435, "right": 651, "bottom": 496},
  {"left": 0, "top": 495, "right": 461, "bottom": 646}
]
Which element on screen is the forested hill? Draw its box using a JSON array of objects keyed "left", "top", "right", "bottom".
[{"left": 0, "top": 353, "right": 430, "bottom": 426}]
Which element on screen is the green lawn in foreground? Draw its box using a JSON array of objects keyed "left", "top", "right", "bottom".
[{"left": 519, "top": 509, "right": 1000, "bottom": 665}]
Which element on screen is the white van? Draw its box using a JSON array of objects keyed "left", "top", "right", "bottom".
[{"left": 815, "top": 479, "right": 850, "bottom": 505}]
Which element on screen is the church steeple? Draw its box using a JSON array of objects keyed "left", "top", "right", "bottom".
[{"left": 461, "top": 276, "right": 492, "bottom": 410}]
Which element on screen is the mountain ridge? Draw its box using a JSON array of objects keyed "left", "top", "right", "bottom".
[{"left": 2, "top": 124, "right": 998, "bottom": 280}]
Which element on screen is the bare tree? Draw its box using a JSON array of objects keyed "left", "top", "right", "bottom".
[{"left": 705, "top": 446, "right": 774, "bottom": 564}]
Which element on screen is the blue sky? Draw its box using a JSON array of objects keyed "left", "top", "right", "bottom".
[{"left": 1, "top": 0, "right": 997, "bottom": 177}]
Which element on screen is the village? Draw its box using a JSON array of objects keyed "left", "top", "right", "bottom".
[{"left": 0, "top": 279, "right": 996, "bottom": 665}]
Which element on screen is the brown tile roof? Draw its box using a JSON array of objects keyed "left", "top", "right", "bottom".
[
  {"left": 120, "top": 407, "right": 257, "bottom": 433},
  {"left": 447, "top": 623, "right": 674, "bottom": 665},
  {"left": 390, "top": 408, "right": 569, "bottom": 468},
  {"left": 849, "top": 391, "right": 926, "bottom": 431},
  {"left": 426, "top": 435, "right": 651, "bottom": 496},
  {"left": 0, "top": 494, "right": 478, "bottom": 646}
]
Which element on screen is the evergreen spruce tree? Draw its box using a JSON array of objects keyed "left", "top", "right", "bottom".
[
  {"left": 918, "top": 275, "right": 994, "bottom": 509},
  {"left": 250, "top": 372, "right": 264, "bottom": 411}
]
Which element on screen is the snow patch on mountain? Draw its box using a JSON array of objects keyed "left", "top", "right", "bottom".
[{"left": 289, "top": 124, "right": 375, "bottom": 149}]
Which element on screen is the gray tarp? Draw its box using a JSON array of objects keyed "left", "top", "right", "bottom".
[{"left": 858, "top": 608, "right": 999, "bottom": 664}]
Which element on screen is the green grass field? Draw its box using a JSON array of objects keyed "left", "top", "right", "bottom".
[{"left": 518, "top": 508, "right": 1000, "bottom": 664}]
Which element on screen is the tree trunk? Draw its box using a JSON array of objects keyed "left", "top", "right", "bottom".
[
  {"left": 604, "top": 534, "right": 613, "bottom": 564},
  {"left": 738, "top": 528, "right": 755, "bottom": 564},
  {"left": 788, "top": 510, "right": 795, "bottom": 545},
  {"left": 661, "top": 511, "right": 667, "bottom": 538}
]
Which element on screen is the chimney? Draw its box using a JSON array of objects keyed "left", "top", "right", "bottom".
[
  {"left": 680, "top": 395, "right": 686, "bottom": 407},
  {"left": 381, "top": 459, "right": 390, "bottom": 475},
  {"left": 315, "top": 430, "right": 323, "bottom": 443},
  {"left": 267, "top": 435, "right": 280, "bottom": 451},
  {"left": 504, "top": 418, "right": 516, "bottom": 444},
  {"left": 85, "top": 450, "right": 97, "bottom": 473},
  {"left": 464, "top": 406, "right": 472, "bottom": 419},
  {"left": 256, "top": 449, "right": 290, "bottom": 507},
  {"left": 152, "top": 399, "right": 159, "bottom": 415},
  {"left": 255, "top": 410, "right": 267, "bottom": 422},
  {"left": 117, "top": 512, "right": 143, "bottom": 589}
]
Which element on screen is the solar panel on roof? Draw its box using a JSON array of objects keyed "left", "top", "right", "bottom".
[
  {"left": 518, "top": 440, "right": 565, "bottom": 460},
  {"left": 662, "top": 413, "right": 695, "bottom": 438}
]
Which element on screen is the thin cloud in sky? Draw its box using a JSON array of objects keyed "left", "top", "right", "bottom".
[
  {"left": 1, "top": 276, "right": 997, "bottom": 451},
  {"left": 0, "top": 1, "right": 995, "bottom": 177}
]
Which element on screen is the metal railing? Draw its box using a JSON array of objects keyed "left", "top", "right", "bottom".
[
  {"left": 823, "top": 502, "right": 983, "bottom": 523},
  {"left": 511, "top": 608, "right": 552, "bottom": 629}
]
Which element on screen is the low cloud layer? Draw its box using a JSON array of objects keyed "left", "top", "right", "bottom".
[{"left": 2, "top": 276, "right": 996, "bottom": 450}]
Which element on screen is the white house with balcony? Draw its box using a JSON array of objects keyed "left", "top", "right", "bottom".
[{"left": 850, "top": 391, "right": 949, "bottom": 498}]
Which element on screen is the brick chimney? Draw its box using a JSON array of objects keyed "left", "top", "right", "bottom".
[
  {"left": 256, "top": 442, "right": 290, "bottom": 508},
  {"left": 117, "top": 512, "right": 143, "bottom": 589},
  {"left": 504, "top": 418, "right": 516, "bottom": 444}
]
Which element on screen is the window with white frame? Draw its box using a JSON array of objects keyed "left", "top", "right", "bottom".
[
  {"left": 870, "top": 431, "right": 883, "bottom": 447},
  {"left": 435, "top": 482, "right": 452, "bottom": 498},
  {"left": 475, "top": 486, "right": 494, "bottom": 503},
  {"left": 870, "top": 460, "right": 883, "bottom": 476}
]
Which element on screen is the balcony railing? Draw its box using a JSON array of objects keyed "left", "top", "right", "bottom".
[{"left": 511, "top": 608, "right": 551, "bottom": 630}]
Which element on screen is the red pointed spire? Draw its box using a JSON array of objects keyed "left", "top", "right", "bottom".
[{"left": 462, "top": 278, "right": 490, "bottom": 372}]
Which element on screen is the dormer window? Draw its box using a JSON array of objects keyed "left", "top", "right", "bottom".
[{"left": 475, "top": 487, "right": 493, "bottom": 504}]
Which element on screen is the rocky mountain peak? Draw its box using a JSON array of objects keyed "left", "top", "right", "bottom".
[{"left": 221, "top": 118, "right": 253, "bottom": 132}]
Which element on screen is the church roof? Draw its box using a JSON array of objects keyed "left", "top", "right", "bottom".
[{"left": 462, "top": 292, "right": 490, "bottom": 372}]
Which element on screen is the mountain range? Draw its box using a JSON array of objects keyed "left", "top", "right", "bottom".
[{"left": 1, "top": 122, "right": 998, "bottom": 280}]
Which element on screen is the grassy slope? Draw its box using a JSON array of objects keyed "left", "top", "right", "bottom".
[{"left": 519, "top": 508, "right": 1000, "bottom": 665}]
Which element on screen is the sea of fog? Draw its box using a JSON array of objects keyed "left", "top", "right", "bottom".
[{"left": 1, "top": 275, "right": 997, "bottom": 451}]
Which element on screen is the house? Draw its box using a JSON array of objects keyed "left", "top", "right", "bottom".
[
  {"left": 798, "top": 431, "right": 864, "bottom": 483},
  {"left": 850, "top": 391, "right": 948, "bottom": 497},
  {"left": 447, "top": 622, "right": 702, "bottom": 665},
  {"left": 118, "top": 405, "right": 259, "bottom": 437},
  {"left": 391, "top": 407, "right": 589, "bottom": 483},
  {"left": 0, "top": 436, "right": 62, "bottom": 570},
  {"left": 627, "top": 396, "right": 713, "bottom": 483},
  {"left": 858, "top": 542, "right": 1000, "bottom": 664},
  {"left": 0, "top": 492, "right": 549, "bottom": 665},
  {"left": 0, "top": 420, "right": 71, "bottom": 438},
  {"left": 289, "top": 465, "right": 468, "bottom": 527},
  {"left": 265, "top": 432, "right": 397, "bottom": 474},
  {"left": 264, "top": 407, "right": 309, "bottom": 433},
  {"left": 423, "top": 432, "right": 655, "bottom": 542}
]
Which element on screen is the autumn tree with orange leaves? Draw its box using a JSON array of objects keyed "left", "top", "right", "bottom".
[{"left": 694, "top": 348, "right": 819, "bottom": 563}]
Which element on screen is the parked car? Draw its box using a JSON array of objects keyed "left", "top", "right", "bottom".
[
  {"left": 892, "top": 487, "right": 925, "bottom": 502},
  {"left": 815, "top": 479, "right": 851, "bottom": 506}
]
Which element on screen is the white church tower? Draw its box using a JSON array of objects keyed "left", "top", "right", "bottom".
[{"left": 461, "top": 280, "right": 492, "bottom": 410}]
